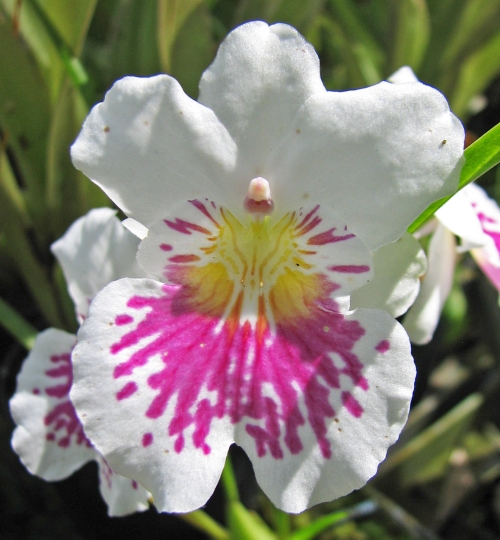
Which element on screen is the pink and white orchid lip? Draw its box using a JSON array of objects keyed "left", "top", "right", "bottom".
[{"left": 114, "top": 192, "right": 374, "bottom": 460}]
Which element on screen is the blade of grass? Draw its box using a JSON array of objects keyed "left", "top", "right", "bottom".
[
  {"left": 408, "top": 122, "right": 500, "bottom": 233},
  {"left": 290, "top": 500, "right": 377, "bottom": 540},
  {"left": 0, "top": 296, "right": 37, "bottom": 349}
]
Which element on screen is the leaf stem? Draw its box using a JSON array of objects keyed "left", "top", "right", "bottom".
[
  {"left": 0, "top": 296, "right": 37, "bottom": 350},
  {"left": 221, "top": 451, "right": 239, "bottom": 502},
  {"left": 177, "top": 510, "right": 230, "bottom": 540}
]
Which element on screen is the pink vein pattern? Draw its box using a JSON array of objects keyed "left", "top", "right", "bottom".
[
  {"left": 43, "top": 352, "right": 91, "bottom": 449},
  {"left": 110, "top": 278, "right": 369, "bottom": 460}
]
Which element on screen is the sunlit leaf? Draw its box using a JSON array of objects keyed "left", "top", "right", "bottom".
[
  {"left": 391, "top": 0, "right": 430, "bottom": 72},
  {"left": 408, "top": 122, "right": 500, "bottom": 233},
  {"left": 0, "top": 12, "right": 50, "bottom": 215}
]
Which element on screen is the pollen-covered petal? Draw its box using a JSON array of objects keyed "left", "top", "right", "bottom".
[
  {"left": 96, "top": 455, "right": 150, "bottom": 517},
  {"left": 350, "top": 233, "right": 427, "bottom": 317},
  {"left": 269, "top": 81, "right": 464, "bottom": 250},
  {"left": 51, "top": 208, "right": 147, "bottom": 322},
  {"left": 71, "top": 76, "right": 237, "bottom": 228},
  {"left": 403, "top": 224, "right": 456, "bottom": 344},
  {"left": 10, "top": 329, "right": 94, "bottom": 481},
  {"left": 138, "top": 199, "right": 372, "bottom": 301},
  {"left": 198, "top": 22, "right": 325, "bottom": 175},
  {"left": 72, "top": 276, "right": 414, "bottom": 513}
]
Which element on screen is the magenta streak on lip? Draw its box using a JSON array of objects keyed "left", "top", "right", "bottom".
[
  {"left": 111, "top": 281, "right": 368, "bottom": 460},
  {"left": 44, "top": 352, "right": 92, "bottom": 448},
  {"left": 115, "top": 314, "right": 133, "bottom": 325},
  {"left": 117, "top": 381, "right": 138, "bottom": 400},
  {"left": 329, "top": 265, "right": 370, "bottom": 274}
]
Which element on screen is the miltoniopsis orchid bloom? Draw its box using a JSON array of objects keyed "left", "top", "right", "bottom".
[
  {"left": 404, "top": 182, "right": 500, "bottom": 344},
  {"left": 69, "top": 22, "right": 464, "bottom": 513},
  {"left": 9, "top": 208, "right": 150, "bottom": 517}
]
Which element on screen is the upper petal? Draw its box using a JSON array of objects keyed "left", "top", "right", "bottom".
[
  {"left": 71, "top": 76, "right": 238, "bottom": 227},
  {"left": 198, "top": 22, "right": 325, "bottom": 172},
  {"left": 51, "top": 208, "right": 148, "bottom": 322},
  {"left": 268, "top": 81, "right": 464, "bottom": 250},
  {"left": 350, "top": 233, "right": 427, "bottom": 317},
  {"left": 10, "top": 329, "right": 95, "bottom": 481}
]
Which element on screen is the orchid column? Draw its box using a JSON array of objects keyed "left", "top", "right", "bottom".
[{"left": 70, "top": 22, "right": 464, "bottom": 513}]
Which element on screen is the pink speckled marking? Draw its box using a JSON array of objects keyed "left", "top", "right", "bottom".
[
  {"left": 111, "top": 278, "right": 369, "bottom": 460},
  {"left": 32, "top": 388, "right": 40, "bottom": 395},
  {"left": 142, "top": 433, "right": 153, "bottom": 447},
  {"left": 132, "top": 480, "right": 138, "bottom": 490},
  {"left": 160, "top": 244, "right": 173, "bottom": 251},
  {"left": 329, "top": 265, "right": 370, "bottom": 274},
  {"left": 115, "top": 314, "right": 133, "bottom": 326},
  {"left": 43, "top": 352, "right": 91, "bottom": 448},
  {"left": 375, "top": 340, "right": 390, "bottom": 353},
  {"left": 116, "top": 381, "right": 137, "bottom": 400}
]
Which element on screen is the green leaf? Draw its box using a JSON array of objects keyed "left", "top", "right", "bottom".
[
  {"left": 227, "top": 501, "right": 278, "bottom": 540},
  {"left": 290, "top": 501, "right": 377, "bottom": 540},
  {"left": 107, "top": 0, "right": 162, "bottom": 81},
  {"left": 408, "top": 122, "right": 500, "bottom": 233},
  {"left": 390, "top": 0, "right": 430, "bottom": 72},
  {"left": 35, "top": 0, "right": 98, "bottom": 54},
  {"left": 0, "top": 296, "right": 38, "bottom": 350},
  {"left": 0, "top": 154, "right": 65, "bottom": 328},
  {"left": 378, "top": 393, "right": 483, "bottom": 484},
  {"left": 46, "top": 78, "right": 109, "bottom": 239},
  {"left": 450, "top": 29, "right": 500, "bottom": 118},
  {"left": 168, "top": 2, "right": 216, "bottom": 98},
  {"left": 328, "top": 0, "right": 385, "bottom": 78},
  {"left": 157, "top": 0, "right": 205, "bottom": 74}
]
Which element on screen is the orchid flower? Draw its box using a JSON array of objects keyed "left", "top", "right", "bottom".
[
  {"left": 9, "top": 208, "right": 150, "bottom": 517},
  {"left": 69, "top": 22, "right": 464, "bottom": 513},
  {"left": 404, "top": 183, "right": 500, "bottom": 344}
]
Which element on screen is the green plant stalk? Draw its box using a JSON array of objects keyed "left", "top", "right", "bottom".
[
  {"left": 177, "top": 510, "right": 230, "bottom": 540},
  {"left": 0, "top": 296, "right": 37, "bottom": 350},
  {"left": 408, "top": 121, "right": 500, "bottom": 233},
  {"left": 24, "top": 0, "right": 89, "bottom": 86},
  {"left": 289, "top": 500, "right": 377, "bottom": 540},
  {"left": 221, "top": 452, "right": 239, "bottom": 502}
]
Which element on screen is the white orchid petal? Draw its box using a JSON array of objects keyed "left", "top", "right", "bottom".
[
  {"left": 403, "top": 224, "right": 456, "bottom": 344},
  {"left": 387, "top": 66, "right": 419, "bottom": 84},
  {"left": 71, "top": 76, "right": 238, "bottom": 228},
  {"left": 350, "top": 233, "right": 427, "bottom": 317},
  {"left": 51, "top": 208, "right": 147, "bottom": 322},
  {"left": 198, "top": 22, "right": 325, "bottom": 172},
  {"left": 122, "top": 218, "right": 149, "bottom": 240},
  {"left": 268, "top": 81, "right": 464, "bottom": 250},
  {"left": 96, "top": 455, "right": 150, "bottom": 517},
  {"left": 435, "top": 189, "right": 488, "bottom": 251},
  {"left": 10, "top": 329, "right": 94, "bottom": 481}
]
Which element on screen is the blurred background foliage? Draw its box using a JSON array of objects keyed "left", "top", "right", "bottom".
[{"left": 1, "top": 0, "right": 500, "bottom": 539}]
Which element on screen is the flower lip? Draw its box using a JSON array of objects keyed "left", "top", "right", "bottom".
[{"left": 244, "top": 177, "right": 274, "bottom": 216}]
